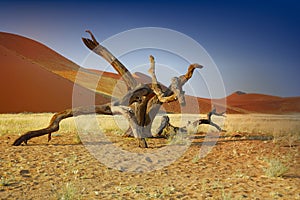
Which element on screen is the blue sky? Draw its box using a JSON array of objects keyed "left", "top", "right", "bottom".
[{"left": 1, "top": 0, "right": 299, "bottom": 97}]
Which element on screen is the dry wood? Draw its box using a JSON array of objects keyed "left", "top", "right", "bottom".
[
  {"left": 192, "top": 107, "right": 226, "bottom": 131},
  {"left": 111, "top": 106, "right": 148, "bottom": 148},
  {"left": 13, "top": 105, "right": 112, "bottom": 146},
  {"left": 148, "top": 55, "right": 178, "bottom": 103},
  {"left": 155, "top": 107, "right": 226, "bottom": 138}
]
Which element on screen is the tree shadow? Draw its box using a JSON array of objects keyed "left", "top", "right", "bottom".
[
  {"left": 191, "top": 133, "right": 274, "bottom": 147},
  {"left": 282, "top": 174, "right": 300, "bottom": 179}
]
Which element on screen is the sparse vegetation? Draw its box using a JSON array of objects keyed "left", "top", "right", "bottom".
[
  {"left": 103, "top": 128, "right": 124, "bottom": 136},
  {"left": 2, "top": 113, "right": 299, "bottom": 141},
  {"left": 192, "top": 154, "right": 200, "bottom": 163},
  {"left": 263, "top": 158, "right": 289, "bottom": 177},
  {"left": 57, "top": 182, "right": 81, "bottom": 200},
  {"left": 271, "top": 129, "right": 300, "bottom": 147},
  {"left": 114, "top": 184, "right": 176, "bottom": 199},
  {"left": 73, "top": 134, "right": 82, "bottom": 144},
  {"left": 167, "top": 131, "right": 190, "bottom": 145},
  {"left": 221, "top": 189, "right": 233, "bottom": 200},
  {"left": 0, "top": 176, "right": 11, "bottom": 186},
  {"left": 223, "top": 114, "right": 300, "bottom": 136}
]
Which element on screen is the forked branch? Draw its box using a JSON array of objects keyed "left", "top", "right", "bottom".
[
  {"left": 148, "top": 55, "right": 203, "bottom": 106},
  {"left": 148, "top": 55, "right": 178, "bottom": 103}
]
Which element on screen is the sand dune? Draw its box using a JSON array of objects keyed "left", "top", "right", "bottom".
[
  {"left": 227, "top": 92, "right": 300, "bottom": 114},
  {"left": 1, "top": 31, "right": 299, "bottom": 114},
  {"left": 0, "top": 32, "right": 79, "bottom": 72},
  {"left": 0, "top": 35, "right": 109, "bottom": 113}
]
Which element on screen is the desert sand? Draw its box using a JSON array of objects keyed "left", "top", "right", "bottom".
[{"left": 0, "top": 128, "right": 299, "bottom": 199}]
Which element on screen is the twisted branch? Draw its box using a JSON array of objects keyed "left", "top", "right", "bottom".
[{"left": 13, "top": 105, "right": 112, "bottom": 146}]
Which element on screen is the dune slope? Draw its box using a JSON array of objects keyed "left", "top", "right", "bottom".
[{"left": 0, "top": 45, "right": 108, "bottom": 113}]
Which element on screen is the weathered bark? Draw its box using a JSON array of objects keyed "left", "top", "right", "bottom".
[
  {"left": 154, "top": 115, "right": 178, "bottom": 138},
  {"left": 111, "top": 106, "right": 148, "bottom": 148},
  {"left": 179, "top": 63, "right": 203, "bottom": 85},
  {"left": 207, "top": 106, "right": 226, "bottom": 121},
  {"left": 148, "top": 55, "right": 178, "bottom": 103},
  {"left": 141, "top": 56, "right": 204, "bottom": 134},
  {"left": 192, "top": 119, "right": 223, "bottom": 131},
  {"left": 155, "top": 115, "right": 171, "bottom": 136}
]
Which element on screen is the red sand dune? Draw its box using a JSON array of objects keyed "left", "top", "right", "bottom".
[
  {"left": 1, "top": 31, "right": 300, "bottom": 114},
  {"left": 0, "top": 32, "right": 124, "bottom": 97},
  {"left": 0, "top": 32, "right": 79, "bottom": 72},
  {"left": 227, "top": 92, "right": 300, "bottom": 114},
  {"left": 0, "top": 33, "right": 109, "bottom": 113}
]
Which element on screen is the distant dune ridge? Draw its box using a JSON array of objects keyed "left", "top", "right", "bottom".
[{"left": 1, "top": 32, "right": 299, "bottom": 114}]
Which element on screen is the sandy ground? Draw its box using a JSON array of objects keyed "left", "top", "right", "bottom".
[{"left": 0, "top": 131, "right": 299, "bottom": 200}]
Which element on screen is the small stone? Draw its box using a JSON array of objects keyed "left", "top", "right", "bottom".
[
  {"left": 277, "top": 193, "right": 283, "bottom": 197},
  {"left": 145, "top": 157, "right": 152, "bottom": 163},
  {"left": 20, "top": 169, "right": 30, "bottom": 175}
]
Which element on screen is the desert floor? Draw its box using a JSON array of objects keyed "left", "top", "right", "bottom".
[{"left": 0, "top": 114, "right": 299, "bottom": 200}]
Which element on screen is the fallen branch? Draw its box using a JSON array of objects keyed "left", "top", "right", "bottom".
[
  {"left": 13, "top": 105, "right": 112, "bottom": 146},
  {"left": 155, "top": 107, "right": 226, "bottom": 138},
  {"left": 192, "top": 106, "right": 226, "bottom": 131}
]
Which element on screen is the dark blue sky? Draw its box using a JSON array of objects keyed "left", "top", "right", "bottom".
[{"left": 1, "top": 0, "right": 299, "bottom": 97}]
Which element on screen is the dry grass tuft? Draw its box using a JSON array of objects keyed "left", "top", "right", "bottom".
[{"left": 263, "top": 158, "right": 289, "bottom": 177}]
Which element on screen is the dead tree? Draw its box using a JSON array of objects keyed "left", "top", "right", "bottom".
[{"left": 13, "top": 30, "right": 203, "bottom": 148}]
